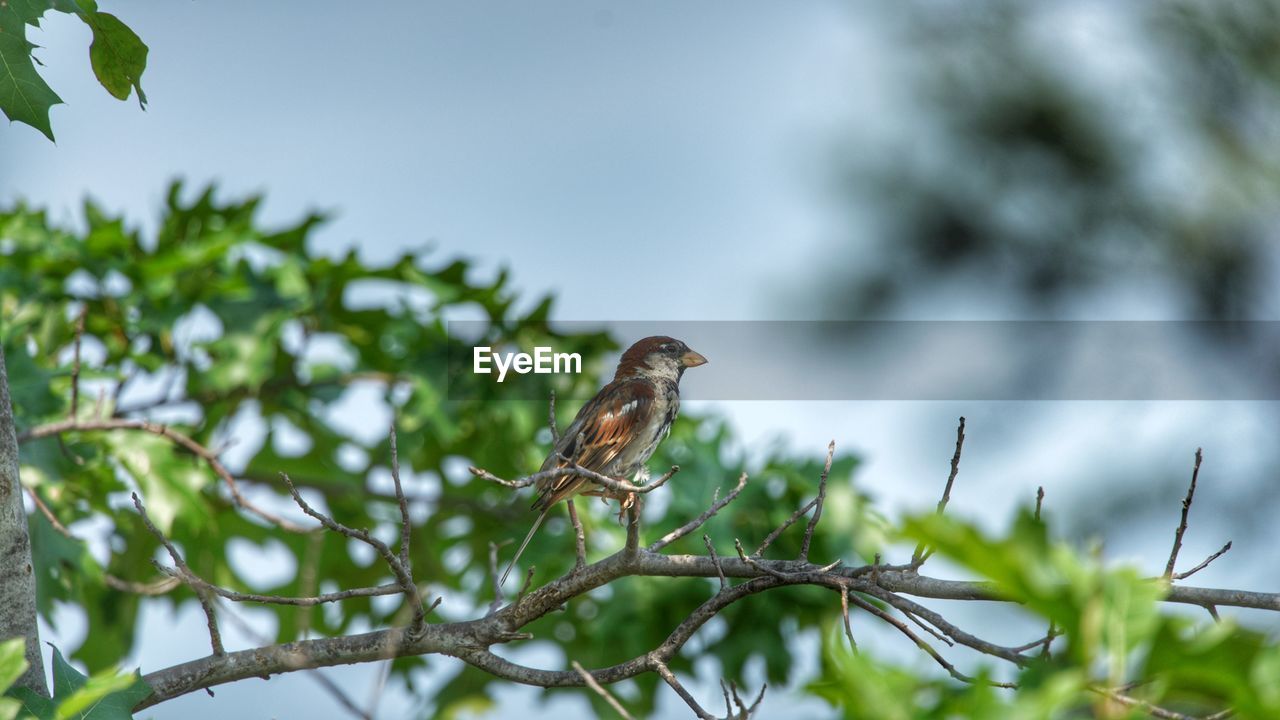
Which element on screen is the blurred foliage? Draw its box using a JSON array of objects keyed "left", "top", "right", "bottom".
[
  {"left": 835, "top": 0, "right": 1280, "bottom": 320},
  {"left": 0, "top": 0, "right": 147, "bottom": 141},
  {"left": 0, "top": 185, "right": 889, "bottom": 718},
  {"left": 809, "top": 509, "right": 1280, "bottom": 719}
]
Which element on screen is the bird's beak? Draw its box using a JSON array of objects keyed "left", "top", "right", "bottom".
[{"left": 680, "top": 349, "right": 708, "bottom": 368}]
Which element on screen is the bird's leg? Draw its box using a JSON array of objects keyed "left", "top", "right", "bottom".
[
  {"left": 624, "top": 494, "right": 642, "bottom": 553},
  {"left": 615, "top": 491, "right": 639, "bottom": 524}
]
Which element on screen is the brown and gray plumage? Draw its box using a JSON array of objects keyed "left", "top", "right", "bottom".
[{"left": 500, "top": 336, "right": 708, "bottom": 584}]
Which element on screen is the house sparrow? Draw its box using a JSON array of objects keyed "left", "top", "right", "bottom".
[{"left": 500, "top": 336, "right": 708, "bottom": 584}]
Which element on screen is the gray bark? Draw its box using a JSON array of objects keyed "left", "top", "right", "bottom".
[
  {"left": 136, "top": 548, "right": 1280, "bottom": 709},
  {"left": 0, "top": 344, "right": 47, "bottom": 695}
]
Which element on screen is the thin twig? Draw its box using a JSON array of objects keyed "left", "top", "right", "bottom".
[
  {"left": 155, "top": 565, "right": 404, "bottom": 607},
  {"left": 1165, "top": 448, "right": 1203, "bottom": 578},
  {"left": 470, "top": 462, "right": 679, "bottom": 497},
  {"left": 846, "top": 592, "right": 1012, "bottom": 688},
  {"left": 1093, "top": 687, "right": 1205, "bottom": 720},
  {"left": 650, "top": 473, "right": 748, "bottom": 551},
  {"left": 839, "top": 587, "right": 857, "bottom": 651},
  {"left": 389, "top": 424, "right": 412, "bottom": 571},
  {"left": 296, "top": 530, "right": 325, "bottom": 638},
  {"left": 572, "top": 661, "right": 635, "bottom": 720},
  {"left": 1008, "top": 630, "right": 1060, "bottom": 655},
  {"left": 567, "top": 499, "right": 587, "bottom": 570},
  {"left": 547, "top": 390, "right": 559, "bottom": 444},
  {"left": 899, "top": 607, "right": 955, "bottom": 647},
  {"left": 516, "top": 566, "right": 536, "bottom": 602},
  {"left": 754, "top": 497, "right": 818, "bottom": 557},
  {"left": 26, "top": 485, "right": 178, "bottom": 594},
  {"left": 1172, "top": 541, "right": 1232, "bottom": 581},
  {"left": 913, "top": 416, "right": 966, "bottom": 566},
  {"left": 1032, "top": 486, "right": 1054, "bottom": 656},
  {"left": 132, "top": 493, "right": 224, "bottom": 656},
  {"left": 704, "top": 534, "right": 727, "bottom": 590},
  {"left": 70, "top": 304, "right": 87, "bottom": 419},
  {"left": 487, "top": 540, "right": 513, "bottom": 615},
  {"left": 798, "top": 440, "right": 835, "bottom": 561},
  {"left": 653, "top": 661, "right": 716, "bottom": 720},
  {"left": 281, "top": 474, "right": 427, "bottom": 629},
  {"left": 20, "top": 419, "right": 307, "bottom": 532},
  {"left": 726, "top": 680, "right": 765, "bottom": 718}
]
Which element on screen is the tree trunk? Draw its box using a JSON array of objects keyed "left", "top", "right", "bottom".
[{"left": 0, "top": 344, "right": 47, "bottom": 696}]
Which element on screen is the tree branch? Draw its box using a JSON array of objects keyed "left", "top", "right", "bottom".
[{"left": 18, "top": 418, "right": 307, "bottom": 532}]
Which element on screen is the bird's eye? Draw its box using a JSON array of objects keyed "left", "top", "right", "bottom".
[{"left": 659, "top": 342, "right": 675, "bottom": 353}]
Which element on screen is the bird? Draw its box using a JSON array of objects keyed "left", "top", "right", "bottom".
[{"left": 500, "top": 336, "right": 708, "bottom": 585}]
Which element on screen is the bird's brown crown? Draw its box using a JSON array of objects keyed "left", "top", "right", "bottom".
[{"left": 613, "top": 336, "right": 707, "bottom": 380}]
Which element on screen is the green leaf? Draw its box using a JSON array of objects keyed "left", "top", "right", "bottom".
[
  {"left": 1143, "top": 618, "right": 1280, "bottom": 718},
  {"left": 81, "top": 12, "right": 147, "bottom": 107},
  {"left": 902, "top": 509, "right": 1165, "bottom": 667},
  {"left": 4, "top": 686, "right": 54, "bottom": 720},
  {"left": 49, "top": 647, "right": 150, "bottom": 720},
  {"left": 0, "top": 30, "right": 61, "bottom": 141},
  {"left": 0, "top": 639, "right": 29, "bottom": 695}
]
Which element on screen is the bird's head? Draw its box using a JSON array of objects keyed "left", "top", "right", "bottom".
[{"left": 614, "top": 336, "right": 707, "bottom": 382}]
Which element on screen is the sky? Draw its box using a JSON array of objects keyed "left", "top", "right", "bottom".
[{"left": 3, "top": 2, "right": 1277, "bottom": 718}]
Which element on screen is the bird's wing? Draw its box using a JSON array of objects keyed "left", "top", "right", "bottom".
[{"left": 533, "top": 378, "right": 656, "bottom": 509}]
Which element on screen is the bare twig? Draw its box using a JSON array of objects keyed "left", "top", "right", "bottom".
[
  {"left": 846, "top": 592, "right": 1013, "bottom": 688},
  {"left": 653, "top": 661, "right": 716, "bottom": 720},
  {"left": 754, "top": 497, "right": 818, "bottom": 557},
  {"left": 937, "top": 416, "right": 966, "bottom": 516},
  {"left": 470, "top": 462, "right": 679, "bottom": 498},
  {"left": 799, "top": 440, "right": 835, "bottom": 561},
  {"left": 838, "top": 587, "right": 857, "bottom": 651},
  {"left": 547, "top": 390, "right": 559, "bottom": 444},
  {"left": 487, "top": 540, "right": 513, "bottom": 615},
  {"left": 388, "top": 424, "right": 411, "bottom": 570},
  {"left": 70, "top": 305, "right": 87, "bottom": 419},
  {"left": 650, "top": 472, "right": 748, "bottom": 551},
  {"left": 726, "top": 680, "right": 765, "bottom": 718},
  {"left": 912, "top": 416, "right": 966, "bottom": 566},
  {"left": 157, "top": 566, "right": 404, "bottom": 607},
  {"left": 1033, "top": 486, "right": 1053, "bottom": 656},
  {"left": 572, "top": 661, "right": 635, "bottom": 720},
  {"left": 567, "top": 499, "right": 587, "bottom": 570},
  {"left": 132, "top": 493, "right": 224, "bottom": 656},
  {"left": 102, "top": 574, "right": 181, "bottom": 595},
  {"left": 25, "top": 484, "right": 178, "bottom": 595},
  {"left": 296, "top": 530, "right": 324, "bottom": 638},
  {"left": 20, "top": 419, "right": 307, "bottom": 532},
  {"left": 281, "top": 474, "right": 427, "bottom": 629},
  {"left": 1172, "top": 541, "right": 1232, "bottom": 581},
  {"left": 1164, "top": 448, "right": 1203, "bottom": 578},
  {"left": 704, "top": 534, "right": 727, "bottom": 590},
  {"left": 1093, "top": 686, "right": 1204, "bottom": 720}
]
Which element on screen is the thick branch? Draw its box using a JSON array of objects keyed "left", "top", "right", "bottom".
[
  {"left": 0, "top": 345, "right": 48, "bottom": 696},
  {"left": 135, "top": 548, "right": 1280, "bottom": 709}
]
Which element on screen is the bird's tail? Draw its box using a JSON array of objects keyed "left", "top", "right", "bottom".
[{"left": 500, "top": 507, "right": 550, "bottom": 587}]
